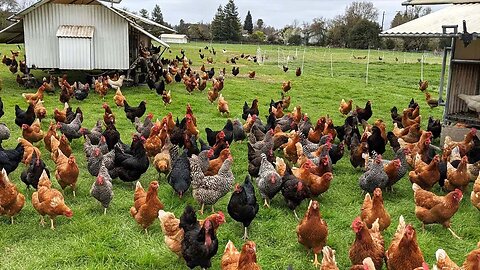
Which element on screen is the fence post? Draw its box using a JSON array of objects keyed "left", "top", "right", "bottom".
[
  {"left": 366, "top": 48, "right": 371, "bottom": 85},
  {"left": 330, "top": 54, "right": 333, "bottom": 77}
]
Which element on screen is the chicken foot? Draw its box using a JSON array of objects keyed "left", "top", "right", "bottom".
[
  {"left": 293, "top": 210, "right": 300, "bottom": 221},
  {"left": 312, "top": 253, "right": 320, "bottom": 268},
  {"left": 104, "top": 208, "right": 107, "bottom": 215},
  {"left": 263, "top": 198, "right": 270, "bottom": 208},
  {"left": 199, "top": 203, "right": 205, "bottom": 215},
  {"left": 10, "top": 216, "right": 14, "bottom": 225},
  {"left": 39, "top": 216, "right": 46, "bottom": 227},
  {"left": 243, "top": 226, "right": 249, "bottom": 241}
]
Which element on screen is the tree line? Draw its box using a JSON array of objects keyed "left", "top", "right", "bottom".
[{"left": 0, "top": 0, "right": 446, "bottom": 51}]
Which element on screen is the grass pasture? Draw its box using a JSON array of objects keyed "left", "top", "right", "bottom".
[{"left": 0, "top": 42, "right": 476, "bottom": 270}]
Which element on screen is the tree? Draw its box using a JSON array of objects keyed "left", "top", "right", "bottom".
[
  {"left": 188, "top": 23, "right": 211, "bottom": 41},
  {"left": 344, "top": 1, "right": 379, "bottom": 26},
  {"left": 250, "top": 31, "right": 265, "bottom": 43},
  {"left": 211, "top": 5, "right": 225, "bottom": 41},
  {"left": 223, "top": 0, "right": 242, "bottom": 41},
  {"left": 256, "top": 18, "right": 264, "bottom": 30},
  {"left": 0, "top": 0, "right": 18, "bottom": 30},
  {"left": 243, "top": 10, "right": 253, "bottom": 34},
  {"left": 176, "top": 19, "right": 189, "bottom": 35},
  {"left": 288, "top": 34, "right": 302, "bottom": 45},
  {"left": 347, "top": 19, "right": 381, "bottom": 49},
  {"left": 139, "top": 9, "right": 148, "bottom": 19},
  {"left": 310, "top": 17, "right": 327, "bottom": 46},
  {"left": 151, "top": 5, "right": 164, "bottom": 24},
  {"left": 390, "top": 6, "right": 433, "bottom": 51}
]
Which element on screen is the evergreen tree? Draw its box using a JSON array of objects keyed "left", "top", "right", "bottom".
[
  {"left": 151, "top": 5, "right": 164, "bottom": 24},
  {"left": 176, "top": 19, "right": 188, "bottom": 35},
  {"left": 139, "top": 9, "right": 149, "bottom": 19},
  {"left": 223, "top": 0, "right": 241, "bottom": 41},
  {"left": 211, "top": 5, "right": 225, "bottom": 41},
  {"left": 243, "top": 10, "right": 253, "bottom": 34}
]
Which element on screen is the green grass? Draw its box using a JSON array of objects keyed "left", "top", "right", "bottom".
[{"left": 0, "top": 42, "right": 476, "bottom": 270}]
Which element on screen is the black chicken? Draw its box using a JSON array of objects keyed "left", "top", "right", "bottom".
[
  {"left": 354, "top": 100, "right": 372, "bottom": 123},
  {"left": 168, "top": 150, "right": 191, "bottom": 197},
  {"left": 283, "top": 65, "right": 289, "bottom": 72},
  {"left": 207, "top": 68, "right": 215, "bottom": 79},
  {"left": 14, "top": 104, "right": 35, "bottom": 127},
  {"left": 427, "top": 116, "right": 442, "bottom": 139},
  {"left": 367, "top": 126, "right": 386, "bottom": 155},
  {"left": 387, "top": 132, "right": 401, "bottom": 153},
  {"left": 109, "top": 135, "right": 149, "bottom": 182},
  {"left": 0, "top": 143, "right": 24, "bottom": 174},
  {"left": 231, "top": 66, "right": 239, "bottom": 76},
  {"left": 205, "top": 123, "right": 233, "bottom": 147},
  {"left": 329, "top": 142, "right": 345, "bottom": 164},
  {"left": 0, "top": 97, "right": 4, "bottom": 119},
  {"left": 390, "top": 106, "right": 403, "bottom": 128},
  {"left": 227, "top": 175, "right": 259, "bottom": 240},
  {"left": 124, "top": 100, "right": 147, "bottom": 123},
  {"left": 102, "top": 122, "right": 120, "bottom": 151},
  {"left": 242, "top": 99, "right": 259, "bottom": 120},
  {"left": 281, "top": 167, "right": 310, "bottom": 220},
  {"left": 232, "top": 119, "right": 246, "bottom": 142},
  {"left": 20, "top": 152, "right": 49, "bottom": 189},
  {"left": 181, "top": 211, "right": 218, "bottom": 269}
]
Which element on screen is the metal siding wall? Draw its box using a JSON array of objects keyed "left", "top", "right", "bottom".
[
  {"left": 24, "top": 3, "right": 129, "bottom": 70},
  {"left": 59, "top": 38, "right": 91, "bottom": 69}
]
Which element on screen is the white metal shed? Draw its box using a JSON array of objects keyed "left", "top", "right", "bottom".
[
  {"left": 161, "top": 34, "right": 188, "bottom": 44},
  {"left": 0, "top": 0, "right": 175, "bottom": 70}
]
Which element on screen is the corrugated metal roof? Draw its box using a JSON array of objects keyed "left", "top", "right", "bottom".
[
  {"left": 161, "top": 34, "right": 187, "bottom": 39},
  {"left": 381, "top": 4, "right": 480, "bottom": 37},
  {"left": 130, "top": 23, "right": 169, "bottom": 48},
  {"left": 56, "top": 25, "right": 94, "bottom": 38},
  {"left": 0, "top": 21, "right": 24, "bottom": 43},
  {"left": 402, "top": 0, "right": 480, "bottom": 5},
  {"left": 113, "top": 8, "right": 176, "bottom": 33}
]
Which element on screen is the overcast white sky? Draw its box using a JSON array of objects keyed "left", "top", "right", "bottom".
[{"left": 120, "top": 0, "right": 442, "bottom": 30}]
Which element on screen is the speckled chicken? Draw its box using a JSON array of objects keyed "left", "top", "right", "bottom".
[
  {"left": 57, "top": 113, "right": 83, "bottom": 141},
  {"left": 359, "top": 155, "right": 388, "bottom": 193},
  {"left": 0, "top": 123, "right": 10, "bottom": 143},
  {"left": 90, "top": 161, "right": 113, "bottom": 215},
  {"left": 256, "top": 153, "right": 283, "bottom": 208},
  {"left": 134, "top": 113, "right": 154, "bottom": 139},
  {"left": 190, "top": 156, "right": 234, "bottom": 215},
  {"left": 87, "top": 147, "right": 115, "bottom": 176}
]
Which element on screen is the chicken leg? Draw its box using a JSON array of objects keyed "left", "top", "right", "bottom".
[
  {"left": 50, "top": 218, "right": 55, "bottom": 230},
  {"left": 243, "top": 226, "right": 249, "bottom": 241},
  {"left": 211, "top": 205, "right": 215, "bottom": 213},
  {"left": 313, "top": 253, "right": 320, "bottom": 268},
  {"left": 104, "top": 208, "right": 107, "bottom": 215},
  {"left": 293, "top": 210, "right": 300, "bottom": 221},
  {"left": 10, "top": 216, "right": 14, "bottom": 225},
  {"left": 448, "top": 227, "right": 461, "bottom": 239},
  {"left": 40, "top": 216, "right": 46, "bottom": 227},
  {"left": 199, "top": 203, "right": 205, "bottom": 215}
]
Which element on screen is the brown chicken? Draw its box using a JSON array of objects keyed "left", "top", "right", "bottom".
[
  {"left": 320, "top": 246, "right": 339, "bottom": 270},
  {"left": 113, "top": 88, "right": 125, "bottom": 107},
  {"left": 218, "top": 93, "right": 230, "bottom": 116},
  {"left": 248, "top": 71, "right": 256, "bottom": 79},
  {"left": 412, "top": 183, "right": 463, "bottom": 239},
  {"left": 293, "top": 161, "right": 333, "bottom": 197},
  {"left": 206, "top": 148, "right": 231, "bottom": 176},
  {"left": 339, "top": 99, "right": 353, "bottom": 115},
  {"left": 17, "top": 137, "right": 41, "bottom": 165},
  {"left": 22, "top": 84, "right": 45, "bottom": 105},
  {"left": 323, "top": 118, "right": 337, "bottom": 141},
  {"left": 282, "top": 80, "right": 291, "bottom": 93},
  {"left": 419, "top": 80, "right": 429, "bottom": 91},
  {"left": 22, "top": 118, "right": 44, "bottom": 143},
  {"left": 271, "top": 104, "right": 284, "bottom": 119},
  {"left": 237, "top": 241, "right": 261, "bottom": 270},
  {"left": 349, "top": 217, "right": 385, "bottom": 270},
  {"left": 463, "top": 242, "right": 480, "bottom": 269},
  {"left": 281, "top": 93, "right": 291, "bottom": 110},
  {"left": 434, "top": 248, "right": 460, "bottom": 269},
  {"left": 408, "top": 155, "right": 440, "bottom": 190},
  {"left": 444, "top": 128, "right": 477, "bottom": 157},
  {"left": 208, "top": 88, "right": 220, "bottom": 104},
  {"left": 162, "top": 90, "right": 172, "bottom": 106},
  {"left": 221, "top": 240, "right": 241, "bottom": 270},
  {"left": 32, "top": 170, "right": 73, "bottom": 230},
  {"left": 54, "top": 150, "right": 79, "bottom": 197},
  {"left": 144, "top": 124, "right": 163, "bottom": 158},
  {"left": 0, "top": 168, "right": 25, "bottom": 224},
  {"left": 385, "top": 216, "right": 424, "bottom": 270},
  {"left": 471, "top": 172, "right": 480, "bottom": 211},
  {"left": 53, "top": 102, "right": 69, "bottom": 123},
  {"left": 130, "top": 181, "right": 164, "bottom": 233},
  {"left": 296, "top": 200, "right": 328, "bottom": 267},
  {"left": 34, "top": 99, "right": 47, "bottom": 121},
  {"left": 283, "top": 132, "right": 301, "bottom": 163},
  {"left": 44, "top": 122, "right": 59, "bottom": 152},
  {"left": 58, "top": 135, "right": 72, "bottom": 157},
  {"left": 400, "top": 123, "right": 422, "bottom": 143},
  {"left": 383, "top": 159, "right": 401, "bottom": 190},
  {"left": 360, "top": 188, "right": 391, "bottom": 231},
  {"left": 154, "top": 138, "right": 172, "bottom": 177},
  {"left": 308, "top": 117, "right": 326, "bottom": 143},
  {"left": 102, "top": 103, "right": 115, "bottom": 125},
  {"left": 444, "top": 156, "right": 470, "bottom": 191},
  {"left": 158, "top": 209, "right": 225, "bottom": 256},
  {"left": 402, "top": 109, "right": 421, "bottom": 127}
]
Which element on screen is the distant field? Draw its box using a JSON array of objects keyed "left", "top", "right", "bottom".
[{"left": 0, "top": 41, "right": 475, "bottom": 270}]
